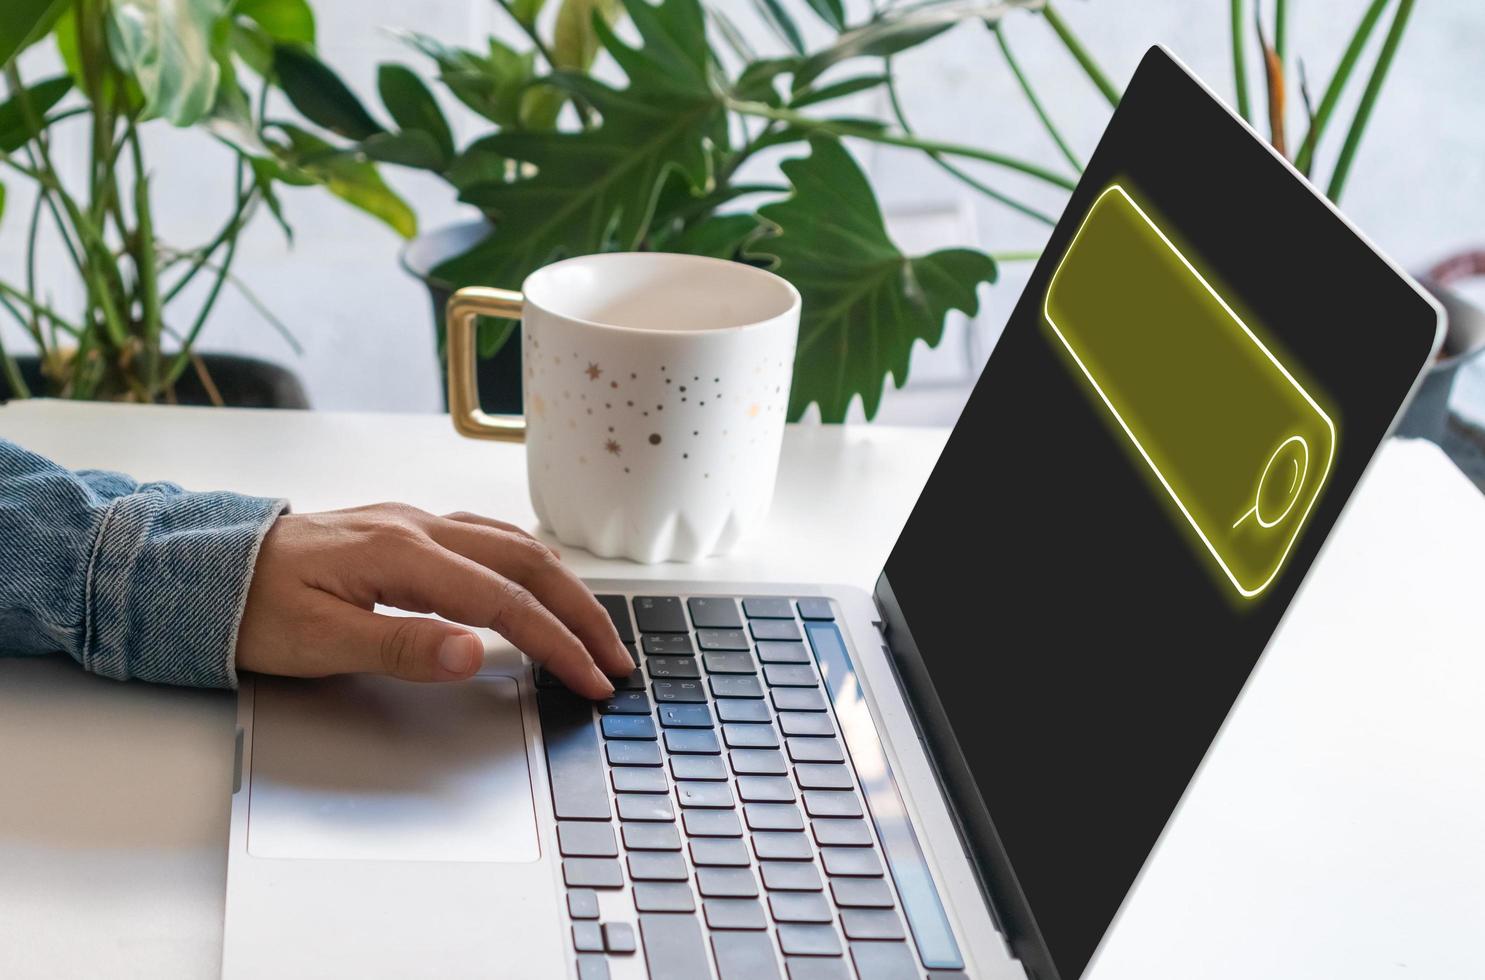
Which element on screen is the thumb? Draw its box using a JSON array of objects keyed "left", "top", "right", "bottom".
[{"left": 339, "top": 606, "right": 485, "bottom": 682}]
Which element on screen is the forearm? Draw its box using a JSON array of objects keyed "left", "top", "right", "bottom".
[{"left": 0, "top": 439, "right": 287, "bottom": 688}]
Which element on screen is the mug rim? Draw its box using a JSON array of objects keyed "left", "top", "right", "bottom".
[{"left": 521, "top": 252, "right": 801, "bottom": 336}]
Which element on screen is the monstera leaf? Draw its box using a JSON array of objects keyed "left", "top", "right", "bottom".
[
  {"left": 433, "top": 0, "right": 726, "bottom": 291},
  {"left": 752, "top": 136, "right": 997, "bottom": 422}
]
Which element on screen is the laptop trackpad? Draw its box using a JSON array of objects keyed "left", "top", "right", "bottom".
[{"left": 246, "top": 674, "right": 539, "bottom": 863}]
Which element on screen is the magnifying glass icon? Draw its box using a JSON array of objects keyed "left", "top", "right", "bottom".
[{"left": 1233, "top": 434, "right": 1310, "bottom": 530}]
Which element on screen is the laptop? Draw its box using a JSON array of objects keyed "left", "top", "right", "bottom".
[{"left": 221, "top": 48, "right": 1444, "bottom": 980}]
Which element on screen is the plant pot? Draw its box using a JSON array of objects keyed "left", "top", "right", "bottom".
[
  {"left": 1, "top": 352, "right": 311, "bottom": 408},
  {"left": 401, "top": 220, "right": 524, "bottom": 415},
  {"left": 1395, "top": 253, "right": 1485, "bottom": 442}
]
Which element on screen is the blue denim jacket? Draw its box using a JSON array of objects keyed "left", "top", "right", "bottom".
[{"left": 0, "top": 438, "right": 287, "bottom": 688}]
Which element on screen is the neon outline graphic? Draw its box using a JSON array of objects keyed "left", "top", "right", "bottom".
[{"left": 1043, "top": 184, "right": 1335, "bottom": 598}]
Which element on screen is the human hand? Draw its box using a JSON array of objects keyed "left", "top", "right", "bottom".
[{"left": 235, "top": 504, "right": 630, "bottom": 697}]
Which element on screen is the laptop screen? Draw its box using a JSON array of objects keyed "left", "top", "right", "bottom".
[{"left": 881, "top": 49, "right": 1440, "bottom": 980}]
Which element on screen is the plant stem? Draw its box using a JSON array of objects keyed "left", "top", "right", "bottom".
[
  {"left": 165, "top": 164, "right": 249, "bottom": 386},
  {"left": 992, "top": 24, "right": 1081, "bottom": 173},
  {"left": 0, "top": 327, "right": 29, "bottom": 399},
  {"left": 0, "top": 281, "right": 83, "bottom": 335},
  {"left": 128, "top": 121, "right": 163, "bottom": 396},
  {"left": 162, "top": 184, "right": 260, "bottom": 303},
  {"left": 1275, "top": 0, "right": 1288, "bottom": 64},
  {"left": 1042, "top": 4, "right": 1119, "bottom": 107},
  {"left": 1230, "top": 0, "right": 1252, "bottom": 122},
  {"left": 882, "top": 67, "right": 1056, "bottom": 226},
  {"left": 726, "top": 99, "right": 1078, "bottom": 190},
  {"left": 1294, "top": 0, "right": 1390, "bottom": 176},
  {"left": 988, "top": 250, "right": 1043, "bottom": 262},
  {"left": 1327, "top": 0, "right": 1413, "bottom": 202}
]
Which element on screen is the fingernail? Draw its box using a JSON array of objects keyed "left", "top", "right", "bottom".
[
  {"left": 589, "top": 663, "right": 615, "bottom": 697},
  {"left": 438, "top": 634, "right": 480, "bottom": 676}
]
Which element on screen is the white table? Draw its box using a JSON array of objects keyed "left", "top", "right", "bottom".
[{"left": 0, "top": 401, "right": 1482, "bottom": 979}]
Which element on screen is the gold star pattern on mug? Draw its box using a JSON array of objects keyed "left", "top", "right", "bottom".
[
  {"left": 585, "top": 363, "right": 602, "bottom": 381},
  {"left": 605, "top": 439, "right": 621, "bottom": 456}
]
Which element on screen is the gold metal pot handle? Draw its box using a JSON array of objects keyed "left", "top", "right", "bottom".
[{"left": 447, "top": 286, "right": 527, "bottom": 442}]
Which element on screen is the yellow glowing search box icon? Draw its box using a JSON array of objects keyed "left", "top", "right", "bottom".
[{"left": 1044, "top": 184, "right": 1335, "bottom": 598}]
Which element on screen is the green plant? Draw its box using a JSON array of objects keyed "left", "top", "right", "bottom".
[{"left": 0, "top": 0, "right": 414, "bottom": 402}]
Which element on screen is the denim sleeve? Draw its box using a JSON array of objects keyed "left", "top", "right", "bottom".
[{"left": 0, "top": 438, "right": 288, "bottom": 689}]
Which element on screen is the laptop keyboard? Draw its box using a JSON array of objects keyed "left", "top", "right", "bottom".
[{"left": 534, "top": 594, "right": 961, "bottom": 980}]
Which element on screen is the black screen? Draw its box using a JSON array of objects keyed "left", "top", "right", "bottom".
[{"left": 882, "top": 49, "right": 1439, "bottom": 980}]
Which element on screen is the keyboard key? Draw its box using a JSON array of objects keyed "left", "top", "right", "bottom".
[
  {"left": 602, "top": 715, "right": 657, "bottom": 740},
  {"left": 830, "top": 878, "right": 895, "bottom": 908},
  {"left": 795, "top": 598, "right": 835, "bottom": 621},
  {"left": 576, "top": 954, "right": 610, "bottom": 980},
  {"left": 612, "top": 767, "right": 668, "bottom": 794},
  {"left": 794, "top": 764, "right": 852, "bottom": 790},
  {"left": 646, "top": 656, "right": 700, "bottom": 679},
  {"left": 820, "top": 847, "right": 883, "bottom": 877},
  {"left": 850, "top": 941, "right": 918, "bottom": 980},
  {"left": 683, "top": 809, "right": 743, "bottom": 838},
  {"left": 628, "top": 851, "right": 689, "bottom": 881},
  {"left": 671, "top": 755, "right": 728, "bottom": 781},
  {"left": 703, "top": 652, "right": 757, "bottom": 674},
  {"left": 688, "top": 597, "right": 743, "bottom": 629},
  {"left": 768, "top": 892, "right": 832, "bottom": 923},
  {"left": 711, "top": 675, "right": 765, "bottom": 699},
  {"left": 563, "top": 858, "right": 623, "bottom": 888},
  {"left": 760, "top": 862, "right": 823, "bottom": 891},
  {"left": 606, "top": 741, "right": 662, "bottom": 767},
  {"left": 664, "top": 729, "right": 721, "bottom": 754},
  {"left": 558, "top": 822, "right": 619, "bottom": 857},
  {"left": 785, "top": 958, "right": 849, "bottom": 980},
  {"left": 600, "top": 690, "right": 653, "bottom": 715},
  {"left": 690, "top": 838, "right": 750, "bottom": 867},
  {"left": 787, "top": 738, "right": 844, "bottom": 764},
  {"left": 743, "top": 597, "right": 794, "bottom": 619},
  {"left": 712, "top": 931, "right": 781, "bottom": 980},
  {"left": 696, "top": 629, "right": 750, "bottom": 651},
  {"left": 616, "top": 794, "right": 675, "bottom": 822},
  {"left": 633, "top": 596, "right": 688, "bottom": 633},
  {"left": 777, "top": 924, "right": 842, "bottom": 957},
  {"left": 745, "top": 803, "right": 805, "bottom": 832},
  {"left": 653, "top": 679, "right": 708, "bottom": 703},
  {"left": 756, "top": 641, "right": 811, "bottom": 664},
  {"left": 537, "top": 691, "right": 610, "bottom": 821},
  {"left": 704, "top": 898, "right": 768, "bottom": 930},
  {"left": 643, "top": 634, "right": 696, "bottom": 657},
  {"left": 697, "top": 867, "right": 758, "bottom": 898},
  {"left": 596, "top": 595, "right": 636, "bottom": 642},
  {"left": 675, "top": 781, "right": 735, "bottom": 809},
  {"left": 638, "top": 915, "right": 711, "bottom": 980},
  {"left": 716, "top": 699, "right": 771, "bottom": 723},
  {"left": 602, "top": 921, "right": 637, "bottom": 954},
  {"left": 772, "top": 689, "right": 827, "bottom": 712},
  {"left": 764, "top": 665, "right": 819, "bottom": 688},
  {"left": 778, "top": 712, "right": 834, "bottom": 737},
  {"left": 812, "top": 819, "right": 873, "bottom": 847},
  {"left": 634, "top": 884, "right": 696, "bottom": 914},
  {"left": 568, "top": 889, "right": 600, "bottom": 919},
  {"left": 737, "top": 775, "right": 795, "bottom": 802},
  {"left": 658, "top": 703, "right": 714, "bottom": 729},
  {"left": 752, "top": 831, "right": 812, "bottom": 861},
  {"left": 614, "top": 668, "right": 647, "bottom": 691},
  {"left": 731, "top": 749, "right": 788, "bottom": 775},
  {"left": 623, "top": 822, "right": 683, "bottom": 851},
  {"left": 724, "top": 724, "right": 780, "bottom": 749},
  {"left": 751, "top": 620, "right": 802, "bottom": 642},
  {"left": 573, "top": 921, "right": 604, "bottom": 952},
  {"left": 840, "top": 909, "right": 905, "bottom": 940},
  {"left": 803, "top": 792, "right": 862, "bottom": 818}
]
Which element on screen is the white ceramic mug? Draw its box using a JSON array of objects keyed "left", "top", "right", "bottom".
[{"left": 447, "top": 253, "right": 800, "bottom": 563}]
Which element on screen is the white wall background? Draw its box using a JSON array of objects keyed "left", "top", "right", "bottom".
[{"left": 2, "top": 0, "right": 1482, "bottom": 423}]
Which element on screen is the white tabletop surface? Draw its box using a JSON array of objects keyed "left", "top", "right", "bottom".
[{"left": 0, "top": 400, "right": 1482, "bottom": 979}]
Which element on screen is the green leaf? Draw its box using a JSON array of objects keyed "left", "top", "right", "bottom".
[
  {"left": 753, "top": 0, "right": 804, "bottom": 54},
  {"left": 0, "top": 75, "right": 71, "bottom": 152},
  {"left": 510, "top": 0, "right": 549, "bottom": 26},
  {"left": 750, "top": 136, "right": 996, "bottom": 421},
  {"left": 378, "top": 63, "right": 453, "bottom": 166},
  {"left": 359, "top": 129, "right": 445, "bottom": 170},
  {"left": 800, "top": 0, "right": 844, "bottom": 32},
  {"left": 107, "top": 0, "right": 226, "bottom": 125},
  {"left": 445, "top": 146, "right": 508, "bottom": 193},
  {"left": 662, "top": 212, "right": 761, "bottom": 259},
  {"left": 0, "top": 0, "right": 70, "bottom": 70},
  {"left": 789, "top": 73, "right": 887, "bottom": 108},
  {"left": 235, "top": 0, "right": 314, "bottom": 45},
  {"left": 553, "top": 0, "right": 622, "bottom": 70},
  {"left": 271, "top": 123, "right": 416, "bottom": 237},
  {"left": 272, "top": 43, "right": 383, "bottom": 139},
  {"left": 733, "top": 56, "right": 798, "bottom": 105},
  {"left": 400, "top": 31, "right": 535, "bottom": 129},
  {"left": 0, "top": 179, "right": 7, "bottom": 228},
  {"left": 435, "top": 0, "right": 726, "bottom": 290}
]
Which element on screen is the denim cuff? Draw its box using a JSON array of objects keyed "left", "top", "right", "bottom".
[{"left": 83, "top": 487, "right": 289, "bottom": 689}]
